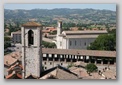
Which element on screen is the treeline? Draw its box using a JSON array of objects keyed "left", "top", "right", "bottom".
[
  {"left": 4, "top": 22, "right": 21, "bottom": 36},
  {"left": 4, "top": 8, "right": 116, "bottom": 26},
  {"left": 4, "top": 36, "right": 11, "bottom": 49},
  {"left": 62, "top": 22, "right": 115, "bottom": 31},
  {"left": 87, "top": 29, "right": 116, "bottom": 51},
  {"left": 42, "top": 41, "right": 56, "bottom": 48}
]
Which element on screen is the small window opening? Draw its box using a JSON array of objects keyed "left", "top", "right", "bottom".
[
  {"left": 28, "top": 30, "right": 34, "bottom": 45},
  {"left": 70, "top": 41, "right": 72, "bottom": 46}
]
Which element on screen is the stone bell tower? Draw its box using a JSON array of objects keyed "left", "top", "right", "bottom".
[
  {"left": 21, "top": 21, "right": 42, "bottom": 79},
  {"left": 57, "top": 20, "right": 62, "bottom": 36},
  {"left": 56, "top": 21, "right": 63, "bottom": 49}
]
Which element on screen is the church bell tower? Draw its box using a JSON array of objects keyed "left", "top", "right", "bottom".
[{"left": 21, "top": 21, "right": 42, "bottom": 78}]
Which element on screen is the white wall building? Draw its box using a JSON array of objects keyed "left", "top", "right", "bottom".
[
  {"left": 11, "top": 31, "right": 21, "bottom": 44},
  {"left": 56, "top": 21, "right": 108, "bottom": 49}
]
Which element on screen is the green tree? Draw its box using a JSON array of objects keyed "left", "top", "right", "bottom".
[
  {"left": 4, "top": 42, "right": 11, "bottom": 49},
  {"left": 4, "top": 36, "right": 11, "bottom": 41},
  {"left": 85, "top": 63, "right": 98, "bottom": 73},
  {"left": 87, "top": 33, "right": 116, "bottom": 51},
  {"left": 42, "top": 41, "right": 56, "bottom": 48},
  {"left": 48, "top": 43, "right": 56, "bottom": 48},
  {"left": 4, "top": 36, "right": 11, "bottom": 49},
  {"left": 49, "top": 31, "right": 57, "bottom": 35},
  {"left": 78, "top": 27, "right": 84, "bottom": 30}
]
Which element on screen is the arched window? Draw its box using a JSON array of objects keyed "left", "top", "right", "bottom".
[{"left": 28, "top": 30, "right": 34, "bottom": 45}]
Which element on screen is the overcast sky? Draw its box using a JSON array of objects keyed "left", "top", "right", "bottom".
[{"left": 4, "top": 4, "right": 116, "bottom": 11}]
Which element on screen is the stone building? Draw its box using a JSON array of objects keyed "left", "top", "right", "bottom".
[
  {"left": 21, "top": 21, "right": 43, "bottom": 79},
  {"left": 42, "top": 48, "right": 116, "bottom": 70},
  {"left": 11, "top": 31, "right": 21, "bottom": 44}
]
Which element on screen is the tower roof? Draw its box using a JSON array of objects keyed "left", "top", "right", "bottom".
[
  {"left": 22, "top": 21, "right": 42, "bottom": 27},
  {"left": 58, "top": 20, "right": 62, "bottom": 23}
]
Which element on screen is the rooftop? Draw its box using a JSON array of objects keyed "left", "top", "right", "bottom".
[
  {"left": 63, "top": 30, "right": 108, "bottom": 35},
  {"left": 64, "top": 35, "right": 98, "bottom": 39},
  {"left": 5, "top": 71, "right": 22, "bottom": 79},
  {"left": 102, "top": 69, "right": 116, "bottom": 79},
  {"left": 4, "top": 55, "right": 17, "bottom": 67},
  {"left": 42, "top": 48, "right": 116, "bottom": 58},
  {"left": 40, "top": 65, "right": 78, "bottom": 79},
  {"left": 22, "top": 21, "right": 42, "bottom": 27},
  {"left": 4, "top": 52, "right": 21, "bottom": 67},
  {"left": 11, "top": 31, "right": 21, "bottom": 34},
  {"left": 69, "top": 66, "right": 89, "bottom": 78}
]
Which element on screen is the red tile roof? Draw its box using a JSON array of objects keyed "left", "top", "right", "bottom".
[
  {"left": 17, "top": 73, "right": 22, "bottom": 79},
  {"left": 4, "top": 55, "right": 17, "bottom": 67},
  {"left": 42, "top": 30, "right": 50, "bottom": 33},
  {"left": 4, "top": 52, "right": 21, "bottom": 66},
  {"left": 7, "top": 63, "right": 18, "bottom": 72},
  {"left": 63, "top": 30, "right": 108, "bottom": 35},
  {"left": 42, "top": 48, "right": 116, "bottom": 58},
  {"left": 5, "top": 71, "right": 22, "bottom": 79},
  {"left": 22, "top": 21, "right": 41, "bottom": 27},
  {"left": 7, "top": 63, "right": 23, "bottom": 72}
]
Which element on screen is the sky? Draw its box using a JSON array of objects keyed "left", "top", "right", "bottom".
[{"left": 4, "top": 4, "right": 116, "bottom": 11}]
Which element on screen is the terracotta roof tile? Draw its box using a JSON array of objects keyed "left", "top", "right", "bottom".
[
  {"left": 7, "top": 63, "right": 19, "bottom": 72},
  {"left": 42, "top": 30, "right": 50, "bottom": 33},
  {"left": 102, "top": 70, "right": 116, "bottom": 79},
  {"left": 40, "top": 65, "right": 78, "bottom": 79},
  {"left": 63, "top": 30, "right": 108, "bottom": 35},
  {"left": 4, "top": 55, "right": 17, "bottom": 67},
  {"left": 7, "top": 63, "right": 23, "bottom": 72},
  {"left": 65, "top": 35, "right": 98, "bottom": 38},
  {"left": 6, "top": 72, "right": 14, "bottom": 79},
  {"left": 42, "top": 48, "right": 116, "bottom": 58},
  {"left": 6, "top": 72, "right": 22, "bottom": 79},
  {"left": 17, "top": 73, "right": 22, "bottom": 79},
  {"left": 63, "top": 30, "right": 108, "bottom": 34},
  {"left": 22, "top": 21, "right": 41, "bottom": 27},
  {"left": 4, "top": 52, "right": 21, "bottom": 66}
]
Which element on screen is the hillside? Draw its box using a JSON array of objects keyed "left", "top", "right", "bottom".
[{"left": 4, "top": 8, "right": 116, "bottom": 26}]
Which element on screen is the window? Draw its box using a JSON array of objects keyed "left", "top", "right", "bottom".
[
  {"left": 80, "top": 42, "right": 81, "bottom": 46},
  {"left": 70, "top": 40, "right": 72, "bottom": 46},
  {"left": 28, "top": 30, "right": 34, "bottom": 45},
  {"left": 16, "top": 35, "right": 18, "bottom": 43},
  {"left": 75, "top": 41, "right": 76, "bottom": 46},
  {"left": 84, "top": 42, "right": 86, "bottom": 46},
  {"left": 50, "top": 62, "right": 52, "bottom": 65},
  {"left": 60, "top": 42, "right": 62, "bottom": 46}
]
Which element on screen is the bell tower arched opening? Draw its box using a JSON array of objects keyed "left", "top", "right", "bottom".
[{"left": 28, "top": 30, "right": 34, "bottom": 45}]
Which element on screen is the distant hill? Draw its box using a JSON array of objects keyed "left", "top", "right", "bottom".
[{"left": 4, "top": 8, "right": 116, "bottom": 25}]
